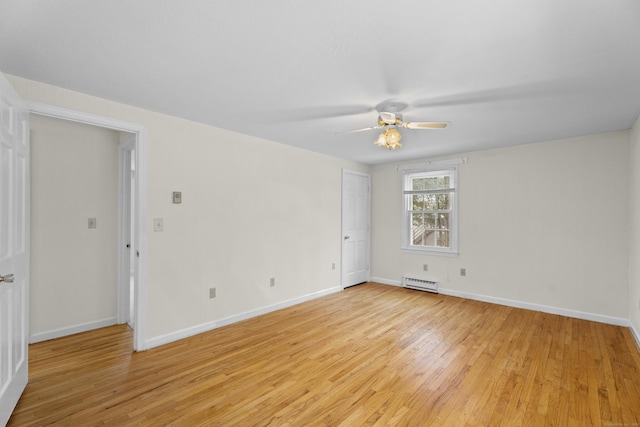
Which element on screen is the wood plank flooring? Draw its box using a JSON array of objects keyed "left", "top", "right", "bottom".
[{"left": 8, "top": 282, "right": 640, "bottom": 426}]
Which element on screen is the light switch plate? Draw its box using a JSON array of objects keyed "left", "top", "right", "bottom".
[
  {"left": 88, "top": 218, "right": 97, "bottom": 229},
  {"left": 173, "top": 191, "right": 182, "bottom": 204},
  {"left": 153, "top": 218, "right": 164, "bottom": 232}
]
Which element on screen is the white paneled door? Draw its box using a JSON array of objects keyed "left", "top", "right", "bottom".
[
  {"left": 341, "top": 170, "right": 370, "bottom": 288},
  {"left": 0, "top": 74, "right": 29, "bottom": 426}
]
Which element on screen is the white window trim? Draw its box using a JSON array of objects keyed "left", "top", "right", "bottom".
[
  {"left": 400, "top": 159, "right": 464, "bottom": 256},
  {"left": 397, "top": 157, "right": 467, "bottom": 172}
]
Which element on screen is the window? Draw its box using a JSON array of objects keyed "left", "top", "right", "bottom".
[{"left": 403, "top": 168, "right": 458, "bottom": 255}]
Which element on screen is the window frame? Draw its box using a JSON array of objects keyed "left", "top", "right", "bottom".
[{"left": 402, "top": 166, "right": 459, "bottom": 256}]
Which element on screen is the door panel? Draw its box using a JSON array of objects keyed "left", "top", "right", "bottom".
[
  {"left": 0, "top": 74, "right": 29, "bottom": 426},
  {"left": 341, "top": 170, "right": 370, "bottom": 288}
]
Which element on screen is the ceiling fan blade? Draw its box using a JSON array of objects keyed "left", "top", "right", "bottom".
[
  {"left": 410, "top": 80, "right": 568, "bottom": 110},
  {"left": 262, "top": 104, "right": 375, "bottom": 123},
  {"left": 335, "top": 125, "right": 384, "bottom": 135},
  {"left": 402, "top": 121, "right": 450, "bottom": 129}
]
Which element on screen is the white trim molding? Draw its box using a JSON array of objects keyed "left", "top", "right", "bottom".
[
  {"left": 397, "top": 157, "right": 467, "bottom": 172},
  {"left": 28, "top": 102, "right": 143, "bottom": 132},
  {"left": 30, "top": 318, "right": 117, "bottom": 344},
  {"left": 437, "top": 287, "right": 630, "bottom": 327},
  {"left": 145, "top": 286, "right": 343, "bottom": 350},
  {"left": 631, "top": 323, "right": 640, "bottom": 351},
  {"left": 371, "top": 279, "right": 630, "bottom": 328},
  {"left": 370, "top": 277, "right": 402, "bottom": 287}
]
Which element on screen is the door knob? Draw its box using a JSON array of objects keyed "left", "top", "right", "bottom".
[{"left": 0, "top": 274, "right": 14, "bottom": 283}]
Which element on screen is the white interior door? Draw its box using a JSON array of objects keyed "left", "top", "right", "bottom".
[
  {"left": 0, "top": 74, "right": 30, "bottom": 425},
  {"left": 341, "top": 169, "right": 370, "bottom": 288}
]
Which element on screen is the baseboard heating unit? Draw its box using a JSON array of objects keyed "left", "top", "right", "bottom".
[{"left": 402, "top": 277, "right": 438, "bottom": 293}]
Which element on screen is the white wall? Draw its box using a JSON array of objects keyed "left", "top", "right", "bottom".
[
  {"left": 30, "top": 114, "right": 119, "bottom": 335},
  {"left": 630, "top": 116, "right": 640, "bottom": 338},
  {"left": 7, "top": 75, "right": 369, "bottom": 344},
  {"left": 9, "top": 72, "right": 637, "bottom": 346},
  {"left": 372, "top": 132, "right": 630, "bottom": 321}
]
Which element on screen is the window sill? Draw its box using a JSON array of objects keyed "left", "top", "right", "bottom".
[{"left": 401, "top": 247, "right": 459, "bottom": 257}]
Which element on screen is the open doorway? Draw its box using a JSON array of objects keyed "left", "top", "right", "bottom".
[{"left": 29, "top": 102, "right": 147, "bottom": 351}]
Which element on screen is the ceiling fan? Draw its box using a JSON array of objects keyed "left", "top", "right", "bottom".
[{"left": 337, "top": 104, "right": 450, "bottom": 150}]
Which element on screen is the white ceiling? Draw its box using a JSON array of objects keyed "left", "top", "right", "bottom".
[{"left": 1, "top": 1, "right": 639, "bottom": 165}]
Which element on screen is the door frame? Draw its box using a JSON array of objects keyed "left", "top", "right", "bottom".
[
  {"left": 118, "top": 136, "right": 135, "bottom": 329},
  {"left": 28, "top": 102, "right": 149, "bottom": 351},
  {"left": 341, "top": 169, "right": 371, "bottom": 289}
]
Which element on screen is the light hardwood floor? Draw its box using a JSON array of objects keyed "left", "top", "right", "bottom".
[{"left": 8, "top": 282, "right": 640, "bottom": 426}]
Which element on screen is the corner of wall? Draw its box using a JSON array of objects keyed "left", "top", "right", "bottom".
[{"left": 630, "top": 115, "right": 640, "bottom": 338}]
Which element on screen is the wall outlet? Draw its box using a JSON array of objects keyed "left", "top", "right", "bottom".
[
  {"left": 270, "top": 278, "right": 275, "bottom": 287},
  {"left": 172, "top": 191, "right": 182, "bottom": 204},
  {"left": 88, "top": 218, "right": 97, "bottom": 229},
  {"left": 423, "top": 264, "right": 428, "bottom": 271},
  {"left": 332, "top": 263, "right": 336, "bottom": 271},
  {"left": 460, "top": 268, "right": 466, "bottom": 277},
  {"left": 209, "top": 287, "right": 216, "bottom": 299}
]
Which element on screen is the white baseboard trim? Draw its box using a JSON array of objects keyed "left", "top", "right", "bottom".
[
  {"left": 370, "top": 277, "right": 402, "bottom": 287},
  {"left": 371, "top": 278, "right": 630, "bottom": 327},
  {"left": 30, "top": 317, "right": 117, "bottom": 344},
  {"left": 438, "top": 287, "right": 630, "bottom": 327},
  {"left": 145, "top": 286, "right": 343, "bottom": 350},
  {"left": 630, "top": 322, "right": 640, "bottom": 350}
]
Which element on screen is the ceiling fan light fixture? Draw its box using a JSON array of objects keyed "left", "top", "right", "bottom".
[
  {"left": 340, "top": 109, "right": 449, "bottom": 151},
  {"left": 374, "top": 127, "right": 402, "bottom": 150}
]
